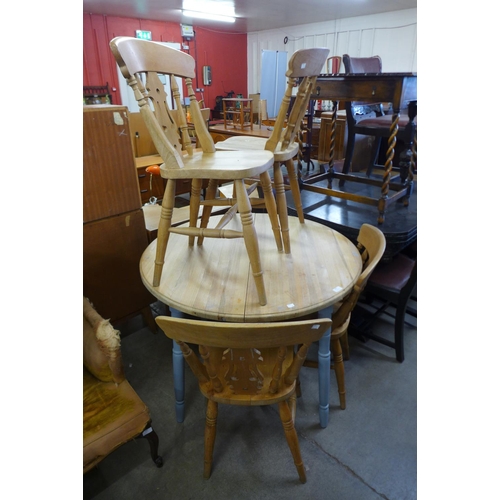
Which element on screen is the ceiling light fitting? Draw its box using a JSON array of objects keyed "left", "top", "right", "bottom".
[{"left": 182, "top": 10, "right": 235, "bottom": 23}]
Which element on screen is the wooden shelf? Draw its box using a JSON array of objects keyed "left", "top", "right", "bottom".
[{"left": 222, "top": 98, "right": 253, "bottom": 130}]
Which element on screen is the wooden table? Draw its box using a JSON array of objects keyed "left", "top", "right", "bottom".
[
  {"left": 304, "top": 73, "right": 417, "bottom": 224},
  {"left": 140, "top": 213, "right": 362, "bottom": 427}
]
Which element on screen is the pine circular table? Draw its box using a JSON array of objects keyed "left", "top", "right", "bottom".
[{"left": 140, "top": 213, "right": 362, "bottom": 428}]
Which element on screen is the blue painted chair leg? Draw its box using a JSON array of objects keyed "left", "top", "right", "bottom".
[
  {"left": 170, "top": 308, "right": 185, "bottom": 423},
  {"left": 317, "top": 306, "right": 333, "bottom": 428}
]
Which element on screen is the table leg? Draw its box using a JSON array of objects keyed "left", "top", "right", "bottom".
[
  {"left": 170, "top": 307, "right": 186, "bottom": 423},
  {"left": 317, "top": 305, "right": 333, "bottom": 428}
]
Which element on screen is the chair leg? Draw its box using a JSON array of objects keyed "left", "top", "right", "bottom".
[
  {"left": 273, "top": 161, "right": 291, "bottom": 254},
  {"left": 285, "top": 159, "right": 304, "bottom": 223},
  {"left": 189, "top": 178, "right": 203, "bottom": 246},
  {"left": 339, "top": 330, "right": 350, "bottom": 360},
  {"left": 366, "top": 137, "right": 382, "bottom": 178},
  {"left": 140, "top": 424, "right": 163, "bottom": 467},
  {"left": 331, "top": 337, "right": 346, "bottom": 410},
  {"left": 198, "top": 179, "right": 219, "bottom": 246},
  {"left": 342, "top": 130, "right": 356, "bottom": 179},
  {"left": 204, "top": 399, "right": 218, "bottom": 479},
  {"left": 153, "top": 179, "right": 176, "bottom": 287},
  {"left": 394, "top": 299, "right": 408, "bottom": 363},
  {"left": 259, "top": 170, "right": 283, "bottom": 252},
  {"left": 278, "top": 400, "right": 306, "bottom": 483},
  {"left": 234, "top": 179, "right": 267, "bottom": 306}
]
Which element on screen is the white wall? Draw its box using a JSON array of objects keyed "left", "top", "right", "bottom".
[{"left": 247, "top": 8, "right": 417, "bottom": 93}]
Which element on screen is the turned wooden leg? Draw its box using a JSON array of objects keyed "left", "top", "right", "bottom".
[
  {"left": 339, "top": 330, "right": 350, "bottom": 360},
  {"left": 331, "top": 336, "right": 346, "bottom": 410},
  {"left": 153, "top": 179, "right": 175, "bottom": 287},
  {"left": 234, "top": 179, "right": 267, "bottom": 306},
  {"left": 278, "top": 400, "right": 306, "bottom": 483},
  {"left": 273, "top": 162, "right": 291, "bottom": 254},
  {"left": 189, "top": 178, "right": 203, "bottom": 246},
  {"left": 204, "top": 400, "right": 218, "bottom": 479},
  {"left": 198, "top": 179, "right": 219, "bottom": 246},
  {"left": 285, "top": 159, "right": 304, "bottom": 223},
  {"left": 259, "top": 170, "right": 283, "bottom": 252}
]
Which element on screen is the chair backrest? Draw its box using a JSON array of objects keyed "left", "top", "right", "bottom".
[
  {"left": 109, "top": 36, "right": 215, "bottom": 171},
  {"left": 331, "top": 224, "right": 386, "bottom": 329},
  {"left": 343, "top": 54, "right": 382, "bottom": 74},
  {"left": 342, "top": 54, "right": 384, "bottom": 124},
  {"left": 155, "top": 316, "right": 332, "bottom": 399},
  {"left": 266, "top": 47, "right": 329, "bottom": 155}
]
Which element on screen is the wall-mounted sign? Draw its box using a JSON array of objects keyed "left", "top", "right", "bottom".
[{"left": 136, "top": 30, "right": 152, "bottom": 40}]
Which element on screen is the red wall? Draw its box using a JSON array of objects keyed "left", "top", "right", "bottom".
[{"left": 83, "top": 13, "right": 247, "bottom": 110}]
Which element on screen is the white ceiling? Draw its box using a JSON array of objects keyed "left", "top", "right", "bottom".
[{"left": 83, "top": 0, "right": 417, "bottom": 34}]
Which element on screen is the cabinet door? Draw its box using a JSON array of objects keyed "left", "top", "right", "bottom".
[
  {"left": 83, "top": 105, "right": 142, "bottom": 222},
  {"left": 83, "top": 209, "right": 154, "bottom": 322}
]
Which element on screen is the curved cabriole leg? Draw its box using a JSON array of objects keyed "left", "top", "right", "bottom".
[
  {"left": 278, "top": 400, "right": 306, "bottom": 483},
  {"left": 153, "top": 179, "right": 175, "bottom": 287},
  {"left": 259, "top": 170, "right": 283, "bottom": 252},
  {"left": 285, "top": 159, "right": 304, "bottom": 223},
  {"left": 273, "top": 162, "right": 291, "bottom": 254},
  {"left": 141, "top": 425, "right": 163, "bottom": 467},
  {"left": 204, "top": 399, "right": 218, "bottom": 479},
  {"left": 234, "top": 179, "right": 267, "bottom": 305}
]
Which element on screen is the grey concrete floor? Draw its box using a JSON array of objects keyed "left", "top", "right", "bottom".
[{"left": 83, "top": 297, "right": 417, "bottom": 500}]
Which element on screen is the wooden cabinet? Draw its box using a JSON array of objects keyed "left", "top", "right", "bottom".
[{"left": 83, "top": 105, "right": 155, "bottom": 329}]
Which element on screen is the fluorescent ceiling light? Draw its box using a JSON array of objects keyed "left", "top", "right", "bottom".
[{"left": 182, "top": 10, "right": 235, "bottom": 23}]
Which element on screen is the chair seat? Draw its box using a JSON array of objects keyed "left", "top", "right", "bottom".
[
  {"left": 83, "top": 368, "right": 151, "bottom": 472},
  {"left": 159, "top": 149, "right": 274, "bottom": 180},
  {"left": 356, "top": 113, "right": 417, "bottom": 130},
  {"left": 367, "top": 253, "right": 415, "bottom": 291},
  {"left": 215, "top": 136, "right": 300, "bottom": 162}
]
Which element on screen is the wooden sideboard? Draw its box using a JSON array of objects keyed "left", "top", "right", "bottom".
[{"left": 83, "top": 105, "right": 156, "bottom": 331}]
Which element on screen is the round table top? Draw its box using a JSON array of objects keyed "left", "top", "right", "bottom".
[{"left": 140, "top": 213, "right": 362, "bottom": 322}]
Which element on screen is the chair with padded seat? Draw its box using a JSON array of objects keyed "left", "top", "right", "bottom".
[
  {"left": 301, "top": 224, "right": 386, "bottom": 410},
  {"left": 155, "top": 315, "right": 332, "bottom": 483},
  {"left": 215, "top": 48, "right": 330, "bottom": 253},
  {"left": 342, "top": 54, "right": 417, "bottom": 182},
  {"left": 351, "top": 248, "right": 417, "bottom": 362},
  {"left": 83, "top": 297, "right": 162, "bottom": 473},
  {"left": 110, "top": 36, "right": 279, "bottom": 306}
]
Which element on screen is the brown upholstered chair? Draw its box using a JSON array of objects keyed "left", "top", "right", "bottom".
[
  {"left": 342, "top": 54, "right": 417, "bottom": 181},
  {"left": 155, "top": 315, "right": 332, "bottom": 483},
  {"left": 352, "top": 248, "right": 417, "bottom": 362},
  {"left": 83, "top": 297, "right": 162, "bottom": 472}
]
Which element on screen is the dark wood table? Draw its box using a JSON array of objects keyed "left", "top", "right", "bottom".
[{"left": 302, "top": 73, "right": 417, "bottom": 224}]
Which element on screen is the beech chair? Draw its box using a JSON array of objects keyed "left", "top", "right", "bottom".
[
  {"left": 110, "top": 37, "right": 278, "bottom": 306},
  {"left": 83, "top": 297, "right": 162, "bottom": 473},
  {"left": 342, "top": 54, "right": 417, "bottom": 182},
  {"left": 302, "top": 224, "right": 386, "bottom": 409},
  {"left": 352, "top": 249, "right": 417, "bottom": 362},
  {"left": 155, "top": 315, "right": 332, "bottom": 483},
  {"left": 215, "top": 48, "right": 330, "bottom": 253}
]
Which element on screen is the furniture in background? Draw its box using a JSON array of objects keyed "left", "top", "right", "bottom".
[
  {"left": 140, "top": 213, "right": 363, "bottom": 428},
  {"left": 215, "top": 47, "right": 330, "bottom": 251},
  {"left": 303, "top": 224, "right": 386, "bottom": 409},
  {"left": 83, "top": 83, "right": 112, "bottom": 105},
  {"left": 83, "top": 105, "right": 156, "bottom": 331},
  {"left": 156, "top": 316, "right": 331, "bottom": 483},
  {"left": 351, "top": 248, "right": 417, "bottom": 362},
  {"left": 110, "top": 36, "right": 277, "bottom": 306},
  {"left": 317, "top": 110, "right": 347, "bottom": 164},
  {"left": 301, "top": 71, "right": 417, "bottom": 224},
  {"left": 342, "top": 54, "right": 417, "bottom": 182},
  {"left": 83, "top": 297, "right": 162, "bottom": 472},
  {"left": 222, "top": 97, "right": 253, "bottom": 130}
]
